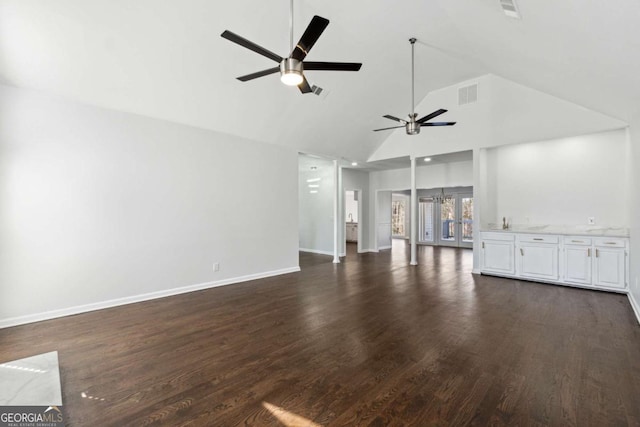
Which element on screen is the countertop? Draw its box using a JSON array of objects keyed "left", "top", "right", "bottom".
[{"left": 481, "top": 224, "right": 629, "bottom": 238}]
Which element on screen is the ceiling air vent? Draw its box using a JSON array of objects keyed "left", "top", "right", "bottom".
[
  {"left": 500, "top": 0, "right": 521, "bottom": 19},
  {"left": 458, "top": 84, "right": 478, "bottom": 106}
]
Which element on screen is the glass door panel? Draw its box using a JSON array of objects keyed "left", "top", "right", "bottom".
[
  {"left": 462, "top": 197, "right": 474, "bottom": 243},
  {"left": 440, "top": 198, "right": 456, "bottom": 243},
  {"left": 436, "top": 193, "right": 473, "bottom": 248}
]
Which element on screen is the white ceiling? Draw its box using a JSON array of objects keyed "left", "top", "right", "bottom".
[{"left": 1, "top": 0, "right": 638, "bottom": 165}]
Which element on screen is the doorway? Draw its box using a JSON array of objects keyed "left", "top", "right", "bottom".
[
  {"left": 418, "top": 189, "right": 473, "bottom": 248},
  {"left": 343, "top": 189, "right": 362, "bottom": 255}
]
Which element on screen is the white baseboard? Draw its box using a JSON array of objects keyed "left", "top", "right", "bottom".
[
  {"left": 378, "top": 245, "right": 392, "bottom": 251},
  {"left": 472, "top": 268, "right": 482, "bottom": 274},
  {"left": 629, "top": 292, "right": 640, "bottom": 326},
  {"left": 0, "top": 266, "right": 300, "bottom": 330},
  {"left": 299, "top": 248, "right": 334, "bottom": 256},
  {"left": 359, "top": 249, "right": 377, "bottom": 253}
]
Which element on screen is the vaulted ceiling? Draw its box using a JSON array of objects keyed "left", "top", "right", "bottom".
[{"left": 1, "top": 0, "right": 638, "bottom": 164}]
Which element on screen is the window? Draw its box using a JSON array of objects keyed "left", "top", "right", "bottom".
[{"left": 392, "top": 200, "right": 405, "bottom": 236}]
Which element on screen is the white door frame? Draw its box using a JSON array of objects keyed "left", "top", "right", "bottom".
[{"left": 342, "top": 188, "right": 363, "bottom": 255}]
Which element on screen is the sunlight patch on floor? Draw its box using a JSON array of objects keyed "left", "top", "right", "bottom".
[{"left": 262, "top": 402, "right": 322, "bottom": 427}]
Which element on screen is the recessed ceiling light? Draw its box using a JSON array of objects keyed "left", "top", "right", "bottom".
[
  {"left": 306, "top": 178, "right": 321, "bottom": 183},
  {"left": 308, "top": 184, "right": 319, "bottom": 188},
  {"left": 310, "top": 190, "right": 318, "bottom": 194},
  {"left": 351, "top": 162, "right": 358, "bottom": 166},
  {"left": 424, "top": 157, "right": 432, "bottom": 162}
]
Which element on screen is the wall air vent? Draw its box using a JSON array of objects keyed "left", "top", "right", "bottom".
[
  {"left": 458, "top": 84, "right": 478, "bottom": 106},
  {"left": 500, "top": 0, "right": 521, "bottom": 19}
]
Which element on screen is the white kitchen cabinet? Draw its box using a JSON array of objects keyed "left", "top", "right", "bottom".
[
  {"left": 562, "top": 237, "right": 592, "bottom": 286},
  {"left": 481, "top": 232, "right": 515, "bottom": 275},
  {"left": 517, "top": 235, "right": 559, "bottom": 281},
  {"left": 480, "top": 231, "right": 628, "bottom": 294},
  {"left": 346, "top": 223, "right": 358, "bottom": 242},
  {"left": 593, "top": 238, "right": 626, "bottom": 289}
]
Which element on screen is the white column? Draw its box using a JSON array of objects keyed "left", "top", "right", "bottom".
[
  {"left": 333, "top": 159, "right": 341, "bottom": 264},
  {"left": 410, "top": 156, "right": 418, "bottom": 266},
  {"left": 472, "top": 148, "right": 484, "bottom": 273}
]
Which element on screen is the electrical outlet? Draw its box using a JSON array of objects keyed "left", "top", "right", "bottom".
[
  {"left": 213, "top": 262, "right": 220, "bottom": 272},
  {"left": 588, "top": 217, "right": 595, "bottom": 225}
]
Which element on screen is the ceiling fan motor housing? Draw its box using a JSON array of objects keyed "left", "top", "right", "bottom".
[
  {"left": 280, "top": 58, "right": 304, "bottom": 85},
  {"left": 406, "top": 121, "right": 420, "bottom": 135}
]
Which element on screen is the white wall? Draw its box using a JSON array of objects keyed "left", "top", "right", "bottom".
[
  {"left": 370, "top": 161, "right": 473, "bottom": 191},
  {"left": 376, "top": 191, "right": 392, "bottom": 249},
  {"left": 369, "top": 74, "right": 627, "bottom": 162},
  {"left": 629, "top": 121, "right": 640, "bottom": 322},
  {"left": 298, "top": 156, "right": 335, "bottom": 255},
  {"left": 0, "top": 84, "right": 299, "bottom": 326},
  {"left": 483, "top": 129, "right": 629, "bottom": 228}
]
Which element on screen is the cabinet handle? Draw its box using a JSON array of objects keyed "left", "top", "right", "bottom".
[
  {"left": 587, "top": 248, "right": 591, "bottom": 257},
  {"left": 520, "top": 248, "right": 524, "bottom": 256},
  {"left": 596, "top": 249, "right": 599, "bottom": 258},
  {"left": 533, "top": 238, "right": 544, "bottom": 241},
  {"left": 482, "top": 242, "right": 485, "bottom": 249},
  {"left": 571, "top": 240, "right": 584, "bottom": 243},
  {"left": 604, "top": 242, "right": 617, "bottom": 245}
]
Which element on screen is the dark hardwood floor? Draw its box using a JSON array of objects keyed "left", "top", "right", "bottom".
[{"left": 2, "top": 240, "right": 640, "bottom": 426}]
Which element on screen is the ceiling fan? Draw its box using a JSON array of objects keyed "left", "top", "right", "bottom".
[
  {"left": 220, "top": 0, "right": 362, "bottom": 94},
  {"left": 374, "top": 38, "right": 456, "bottom": 134}
]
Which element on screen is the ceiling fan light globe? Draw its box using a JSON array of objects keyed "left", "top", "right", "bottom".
[
  {"left": 281, "top": 71, "right": 303, "bottom": 86},
  {"left": 280, "top": 58, "right": 304, "bottom": 86}
]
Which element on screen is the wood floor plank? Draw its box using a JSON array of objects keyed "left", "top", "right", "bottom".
[{"left": 1, "top": 241, "right": 639, "bottom": 426}]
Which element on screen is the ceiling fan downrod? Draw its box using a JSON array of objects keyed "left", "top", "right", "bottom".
[
  {"left": 410, "top": 37, "right": 416, "bottom": 117},
  {"left": 408, "top": 37, "right": 420, "bottom": 134}
]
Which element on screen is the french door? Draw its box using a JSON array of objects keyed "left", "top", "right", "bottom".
[{"left": 419, "top": 193, "right": 473, "bottom": 248}]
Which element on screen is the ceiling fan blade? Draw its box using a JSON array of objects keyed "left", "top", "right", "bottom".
[
  {"left": 221, "top": 30, "right": 283, "bottom": 63},
  {"left": 421, "top": 122, "right": 457, "bottom": 126},
  {"left": 291, "top": 16, "right": 330, "bottom": 61},
  {"left": 416, "top": 109, "right": 447, "bottom": 123},
  {"left": 303, "top": 62, "right": 362, "bottom": 71},
  {"left": 383, "top": 114, "right": 406, "bottom": 123},
  {"left": 298, "top": 76, "right": 313, "bottom": 94},
  {"left": 237, "top": 67, "right": 280, "bottom": 82},
  {"left": 373, "top": 125, "right": 405, "bottom": 132}
]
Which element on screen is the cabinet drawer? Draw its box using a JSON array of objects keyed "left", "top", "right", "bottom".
[
  {"left": 563, "top": 237, "right": 592, "bottom": 246},
  {"left": 518, "top": 234, "right": 559, "bottom": 244},
  {"left": 594, "top": 238, "right": 626, "bottom": 248},
  {"left": 481, "top": 232, "right": 514, "bottom": 242}
]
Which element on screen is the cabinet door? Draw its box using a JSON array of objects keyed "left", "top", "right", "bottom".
[
  {"left": 351, "top": 225, "right": 358, "bottom": 242},
  {"left": 593, "top": 248, "right": 626, "bottom": 289},
  {"left": 482, "top": 240, "right": 515, "bottom": 275},
  {"left": 563, "top": 246, "right": 592, "bottom": 285},
  {"left": 518, "top": 243, "right": 559, "bottom": 281}
]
